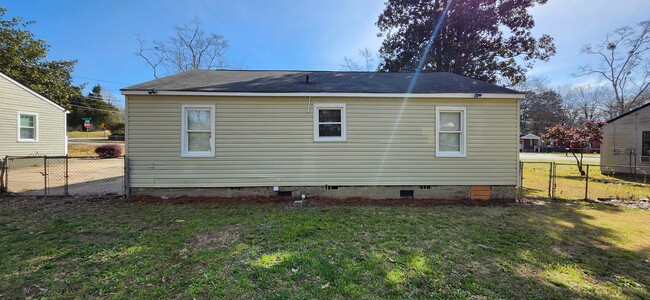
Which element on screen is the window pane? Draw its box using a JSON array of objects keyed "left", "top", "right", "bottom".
[
  {"left": 319, "top": 109, "right": 341, "bottom": 122},
  {"left": 20, "top": 128, "right": 34, "bottom": 139},
  {"left": 187, "top": 110, "right": 211, "bottom": 130},
  {"left": 643, "top": 132, "right": 650, "bottom": 156},
  {"left": 440, "top": 112, "right": 461, "bottom": 131},
  {"left": 20, "top": 115, "right": 34, "bottom": 127},
  {"left": 188, "top": 132, "right": 211, "bottom": 152},
  {"left": 439, "top": 133, "right": 461, "bottom": 152},
  {"left": 319, "top": 124, "right": 341, "bottom": 137}
]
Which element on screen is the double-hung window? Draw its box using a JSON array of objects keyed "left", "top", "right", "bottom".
[
  {"left": 17, "top": 112, "right": 38, "bottom": 142},
  {"left": 181, "top": 105, "right": 215, "bottom": 157},
  {"left": 436, "top": 106, "right": 466, "bottom": 157},
  {"left": 314, "top": 103, "right": 346, "bottom": 142}
]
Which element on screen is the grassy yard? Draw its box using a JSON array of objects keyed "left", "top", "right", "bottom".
[
  {"left": 0, "top": 198, "right": 648, "bottom": 299},
  {"left": 67, "top": 144, "right": 125, "bottom": 157},
  {"left": 522, "top": 162, "right": 649, "bottom": 201},
  {"left": 67, "top": 144, "right": 99, "bottom": 157},
  {"left": 67, "top": 131, "right": 110, "bottom": 139}
]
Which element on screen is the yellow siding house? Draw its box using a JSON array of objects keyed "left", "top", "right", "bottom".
[{"left": 122, "top": 70, "right": 524, "bottom": 200}]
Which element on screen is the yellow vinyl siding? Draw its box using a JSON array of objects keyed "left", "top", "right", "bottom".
[
  {"left": 0, "top": 75, "right": 66, "bottom": 157},
  {"left": 126, "top": 96, "right": 519, "bottom": 187}
]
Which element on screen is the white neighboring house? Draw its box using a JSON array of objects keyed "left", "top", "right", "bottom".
[
  {"left": 0, "top": 71, "right": 68, "bottom": 157},
  {"left": 519, "top": 133, "right": 542, "bottom": 152},
  {"left": 601, "top": 103, "right": 650, "bottom": 174}
]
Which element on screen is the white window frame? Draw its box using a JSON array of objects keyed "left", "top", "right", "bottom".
[
  {"left": 435, "top": 106, "right": 466, "bottom": 157},
  {"left": 181, "top": 104, "right": 216, "bottom": 157},
  {"left": 17, "top": 112, "right": 38, "bottom": 142},
  {"left": 313, "top": 103, "right": 347, "bottom": 142}
]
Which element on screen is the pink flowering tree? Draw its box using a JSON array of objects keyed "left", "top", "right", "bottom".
[{"left": 543, "top": 120, "right": 605, "bottom": 176}]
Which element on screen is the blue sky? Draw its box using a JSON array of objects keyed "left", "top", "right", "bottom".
[{"left": 3, "top": 0, "right": 650, "bottom": 107}]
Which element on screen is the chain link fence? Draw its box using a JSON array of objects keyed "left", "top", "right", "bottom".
[
  {"left": 520, "top": 161, "right": 649, "bottom": 201},
  {"left": 1, "top": 156, "right": 127, "bottom": 197}
]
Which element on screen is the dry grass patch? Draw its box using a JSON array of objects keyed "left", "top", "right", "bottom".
[{"left": 189, "top": 224, "right": 242, "bottom": 250}]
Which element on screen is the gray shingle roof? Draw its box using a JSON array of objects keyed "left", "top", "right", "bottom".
[{"left": 122, "top": 69, "right": 521, "bottom": 94}]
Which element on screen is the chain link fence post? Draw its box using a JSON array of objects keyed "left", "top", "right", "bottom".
[
  {"left": 0, "top": 156, "right": 6, "bottom": 194},
  {"left": 585, "top": 165, "right": 590, "bottom": 200},
  {"left": 64, "top": 156, "right": 69, "bottom": 197},
  {"left": 552, "top": 162, "right": 557, "bottom": 200},
  {"left": 547, "top": 162, "right": 553, "bottom": 199},
  {"left": 517, "top": 161, "right": 524, "bottom": 198},
  {"left": 43, "top": 156, "right": 48, "bottom": 198},
  {"left": 124, "top": 156, "right": 130, "bottom": 197}
]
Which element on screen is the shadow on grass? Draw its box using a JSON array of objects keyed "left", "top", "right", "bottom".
[{"left": 0, "top": 198, "right": 648, "bottom": 298}]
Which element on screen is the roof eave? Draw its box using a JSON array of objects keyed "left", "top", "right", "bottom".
[
  {"left": 606, "top": 102, "right": 650, "bottom": 124},
  {"left": 0, "top": 71, "right": 68, "bottom": 112},
  {"left": 120, "top": 90, "right": 525, "bottom": 99}
]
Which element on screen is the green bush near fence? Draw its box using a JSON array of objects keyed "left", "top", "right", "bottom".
[{"left": 521, "top": 162, "right": 649, "bottom": 200}]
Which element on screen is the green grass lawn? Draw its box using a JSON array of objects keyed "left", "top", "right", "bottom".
[
  {"left": 67, "top": 131, "right": 110, "bottom": 139},
  {"left": 522, "top": 162, "right": 649, "bottom": 200},
  {"left": 0, "top": 198, "right": 648, "bottom": 299}
]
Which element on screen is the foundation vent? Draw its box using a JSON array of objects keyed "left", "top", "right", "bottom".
[
  {"left": 277, "top": 191, "right": 292, "bottom": 197},
  {"left": 471, "top": 185, "right": 491, "bottom": 201},
  {"left": 326, "top": 185, "right": 339, "bottom": 190},
  {"left": 419, "top": 185, "right": 431, "bottom": 190},
  {"left": 400, "top": 190, "right": 414, "bottom": 198},
  {"left": 230, "top": 187, "right": 243, "bottom": 191}
]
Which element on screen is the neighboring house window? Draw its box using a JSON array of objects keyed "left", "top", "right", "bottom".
[
  {"left": 181, "top": 105, "right": 215, "bottom": 157},
  {"left": 436, "top": 106, "right": 466, "bottom": 157},
  {"left": 641, "top": 131, "right": 650, "bottom": 156},
  {"left": 314, "top": 103, "right": 346, "bottom": 142},
  {"left": 17, "top": 112, "right": 38, "bottom": 142}
]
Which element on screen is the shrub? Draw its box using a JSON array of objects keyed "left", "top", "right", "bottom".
[
  {"left": 95, "top": 144, "right": 123, "bottom": 158},
  {"left": 108, "top": 121, "right": 125, "bottom": 135}
]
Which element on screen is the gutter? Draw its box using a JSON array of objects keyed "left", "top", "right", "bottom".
[{"left": 120, "top": 90, "right": 525, "bottom": 99}]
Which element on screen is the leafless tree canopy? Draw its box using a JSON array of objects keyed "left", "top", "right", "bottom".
[
  {"left": 560, "top": 85, "right": 611, "bottom": 125},
  {"left": 137, "top": 19, "right": 229, "bottom": 78},
  {"left": 577, "top": 20, "right": 650, "bottom": 115},
  {"left": 341, "top": 47, "right": 381, "bottom": 71}
]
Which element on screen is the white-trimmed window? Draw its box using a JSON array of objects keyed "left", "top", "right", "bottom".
[
  {"left": 181, "top": 105, "right": 215, "bottom": 157},
  {"left": 314, "top": 103, "right": 346, "bottom": 142},
  {"left": 436, "top": 106, "right": 466, "bottom": 157},
  {"left": 17, "top": 112, "right": 38, "bottom": 142}
]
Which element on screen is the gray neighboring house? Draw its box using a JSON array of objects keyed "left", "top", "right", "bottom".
[
  {"left": 0, "top": 71, "right": 68, "bottom": 157},
  {"left": 601, "top": 103, "right": 650, "bottom": 173},
  {"left": 121, "top": 70, "right": 524, "bottom": 200}
]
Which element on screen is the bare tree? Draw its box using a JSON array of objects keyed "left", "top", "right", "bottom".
[
  {"left": 577, "top": 20, "right": 650, "bottom": 116},
  {"left": 515, "top": 76, "right": 565, "bottom": 135},
  {"left": 560, "top": 85, "right": 611, "bottom": 126},
  {"left": 341, "top": 47, "right": 380, "bottom": 71},
  {"left": 136, "top": 18, "right": 228, "bottom": 78}
]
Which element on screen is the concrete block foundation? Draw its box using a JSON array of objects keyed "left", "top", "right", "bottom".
[{"left": 131, "top": 185, "right": 516, "bottom": 201}]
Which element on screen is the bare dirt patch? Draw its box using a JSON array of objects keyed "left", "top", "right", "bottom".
[
  {"left": 129, "top": 195, "right": 294, "bottom": 205},
  {"left": 189, "top": 224, "right": 242, "bottom": 250},
  {"left": 127, "top": 195, "right": 521, "bottom": 207}
]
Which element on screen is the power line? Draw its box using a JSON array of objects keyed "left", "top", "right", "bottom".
[
  {"left": 71, "top": 96, "right": 122, "bottom": 103},
  {"left": 68, "top": 104, "right": 121, "bottom": 113},
  {"left": 83, "top": 95, "right": 124, "bottom": 103},
  {"left": 73, "top": 75, "right": 133, "bottom": 85}
]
